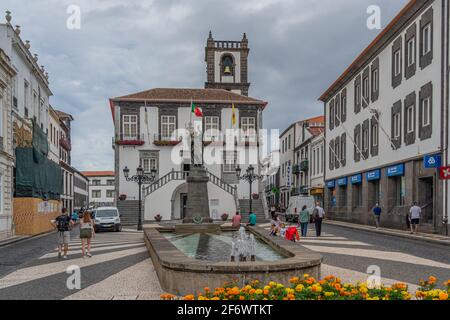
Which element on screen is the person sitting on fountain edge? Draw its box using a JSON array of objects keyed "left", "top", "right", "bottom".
[{"left": 248, "top": 212, "right": 257, "bottom": 226}]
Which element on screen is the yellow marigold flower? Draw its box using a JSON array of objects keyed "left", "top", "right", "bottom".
[
  {"left": 360, "top": 287, "right": 368, "bottom": 294},
  {"left": 439, "top": 292, "right": 449, "bottom": 300},
  {"left": 277, "top": 284, "right": 284, "bottom": 289},
  {"left": 264, "top": 286, "right": 271, "bottom": 291},
  {"left": 303, "top": 274, "right": 310, "bottom": 278},
  {"left": 269, "top": 281, "right": 277, "bottom": 287},
  {"left": 198, "top": 296, "right": 205, "bottom": 300},
  {"left": 255, "top": 289, "right": 263, "bottom": 295},
  {"left": 245, "top": 285, "right": 252, "bottom": 291},
  {"left": 324, "top": 292, "right": 335, "bottom": 297},
  {"left": 295, "top": 284, "right": 304, "bottom": 292},
  {"left": 211, "top": 297, "right": 220, "bottom": 300}
]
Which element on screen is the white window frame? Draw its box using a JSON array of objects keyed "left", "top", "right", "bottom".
[
  {"left": 335, "top": 97, "right": 340, "bottom": 122},
  {"left": 394, "top": 50, "right": 401, "bottom": 76},
  {"left": 422, "top": 23, "right": 432, "bottom": 55},
  {"left": 372, "top": 69, "right": 379, "bottom": 93},
  {"left": 223, "top": 151, "right": 238, "bottom": 173},
  {"left": 362, "top": 128, "right": 369, "bottom": 152},
  {"left": 204, "top": 116, "right": 220, "bottom": 141},
  {"left": 363, "top": 77, "right": 369, "bottom": 99},
  {"left": 355, "top": 83, "right": 361, "bottom": 106},
  {"left": 372, "top": 124, "right": 378, "bottom": 147},
  {"left": 407, "top": 37, "right": 416, "bottom": 67},
  {"left": 161, "top": 115, "right": 176, "bottom": 140},
  {"left": 106, "top": 190, "right": 115, "bottom": 198},
  {"left": 141, "top": 157, "right": 158, "bottom": 173},
  {"left": 422, "top": 97, "right": 431, "bottom": 127},
  {"left": 92, "top": 190, "right": 101, "bottom": 199},
  {"left": 123, "top": 115, "right": 138, "bottom": 139},
  {"left": 406, "top": 105, "right": 414, "bottom": 133},
  {"left": 394, "top": 113, "right": 401, "bottom": 138},
  {"left": 241, "top": 117, "right": 256, "bottom": 139},
  {"left": 340, "top": 138, "right": 345, "bottom": 163}
]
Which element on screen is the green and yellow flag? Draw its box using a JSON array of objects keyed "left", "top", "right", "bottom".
[{"left": 232, "top": 103, "right": 236, "bottom": 127}]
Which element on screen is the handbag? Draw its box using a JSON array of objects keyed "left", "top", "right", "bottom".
[{"left": 80, "top": 224, "right": 92, "bottom": 238}]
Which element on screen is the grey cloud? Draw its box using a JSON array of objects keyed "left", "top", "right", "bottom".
[{"left": 1, "top": 0, "right": 408, "bottom": 170}]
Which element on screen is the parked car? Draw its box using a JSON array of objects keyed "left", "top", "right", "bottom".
[
  {"left": 93, "top": 207, "right": 122, "bottom": 232},
  {"left": 285, "top": 196, "right": 316, "bottom": 223}
]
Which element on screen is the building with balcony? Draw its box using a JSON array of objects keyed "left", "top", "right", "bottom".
[
  {"left": 0, "top": 48, "right": 15, "bottom": 240},
  {"left": 82, "top": 171, "right": 115, "bottom": 208},
  {"left": 319, "top": 0, "right": 450, "bottom": 234},
  {"left": 110, "top": 33, "right": 268, "bottom": 224},
  {"left": 73, "top": 170, "right": 88, "bottom": 211}
]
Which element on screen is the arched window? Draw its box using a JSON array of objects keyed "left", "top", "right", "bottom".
[{"left": 221, "top": 55, "right": 234, "bottom": 76}]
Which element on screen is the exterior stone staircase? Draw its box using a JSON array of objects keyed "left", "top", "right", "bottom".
[
  {"left": 117, "top": 200, "right": 141, "bottom": 226},
  {"left": 239, "top": 199, "right": 267, "bottom": 223}
]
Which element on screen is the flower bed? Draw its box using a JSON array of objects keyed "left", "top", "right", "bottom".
[{"left": 160, "top": 276, "right": 450, "bottom": 301}]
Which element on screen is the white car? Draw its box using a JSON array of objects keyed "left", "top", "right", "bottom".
[{"left": 93, "top": 207, "right": 122, "bottom": 232}]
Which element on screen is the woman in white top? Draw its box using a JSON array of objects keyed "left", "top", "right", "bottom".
[{"left": 79, "top": 211, "right": 95, "bottom": 258}]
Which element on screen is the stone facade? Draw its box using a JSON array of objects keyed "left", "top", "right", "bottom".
[{"left": 0, "top": 49, "right": 15, "bottom": 240}]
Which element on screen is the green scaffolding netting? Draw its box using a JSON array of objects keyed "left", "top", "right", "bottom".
[{"left": 15, "top": 148, "right": 62, "bottom": 200}]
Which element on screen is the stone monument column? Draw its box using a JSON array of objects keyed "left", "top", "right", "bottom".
[{"left": 184, "top": 166, "right": 211, "bottom": 223}]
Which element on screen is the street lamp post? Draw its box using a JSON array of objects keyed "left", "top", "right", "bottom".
[
  {"left": 123, "top": 165, "right": 157, "bottom": 231},
  {"left": 236, "top": 165, "right": 264, "bottom": 215}
]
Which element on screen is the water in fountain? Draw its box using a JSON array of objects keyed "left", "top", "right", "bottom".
[{"left": 230, "top": 227, "right": 256, "bottom": 262}]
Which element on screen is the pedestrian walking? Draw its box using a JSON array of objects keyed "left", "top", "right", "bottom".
[
  {"left": 313, "top": 202, "right": 325, "bottom": 237},
  {"left": 51, "top": 208, "right": 74, "bottom": 259},
  {"left": 270, "top": 205, "right": 276, "bottom": 219},
  {"left": 231, "top": 212, "right": 242, "bottom": 228},
  {"left": 80, "top": 211, "right": 95, "bottom": 258},
  {"left": 409, "top": 202, "right": 422, "bottom": 234},
  {"left": 299, "top": 205, "right": 310, "bottom": 237},
  {"left": 372, "top": 203, "right": 382, "bottom": 229},
  {"left": 71, "top": 210, "right": 79, "bottom": 224}
]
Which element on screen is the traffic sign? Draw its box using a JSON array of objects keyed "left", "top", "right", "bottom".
[{"left": 440, "top": 166, "right": 450, "bottom": 180}]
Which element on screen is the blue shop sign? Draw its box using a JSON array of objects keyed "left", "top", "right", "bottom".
[
  {"left": 337, "top": 177, "right": 348, "bottom": 187},
  {"left": 424, "top": 155, "right": 441, "bottom": 169},
  {"left": 387, "top": 164, "right": 405, "bottom": 177},
  {"left": 351, "top": 174, "right": 362, "bottom": 184},
  {"left": 366, "top": 169, "right": 381, "bottom": 181},
  {"left": 326, "top": 180, "right": 336, "bottom": 189}
]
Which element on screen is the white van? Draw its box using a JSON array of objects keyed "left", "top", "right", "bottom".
[{"left": 286, "top": 196, "right": 316, "bottom": 223}]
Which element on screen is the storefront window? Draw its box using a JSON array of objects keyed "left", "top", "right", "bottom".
[{"left": 352, "top": 184, "right": 362, "bottom": 208}]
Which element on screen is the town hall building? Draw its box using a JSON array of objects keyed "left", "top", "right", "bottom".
[{"left": 110, "top": 33, "right": 268, "bottom": 224}]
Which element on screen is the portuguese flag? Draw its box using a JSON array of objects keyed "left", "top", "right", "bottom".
[{"left": 191, "top": 101, "right": 203, "bottom": 117}]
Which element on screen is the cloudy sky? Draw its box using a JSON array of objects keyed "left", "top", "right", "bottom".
[{"left": 1, "top": 0, "right": 408, "bottom": 171}]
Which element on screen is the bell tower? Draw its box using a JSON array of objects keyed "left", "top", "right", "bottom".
[{"left": 205, "top": 31, "right": 250, "bottom": 96}]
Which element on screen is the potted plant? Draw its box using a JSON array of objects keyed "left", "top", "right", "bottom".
[
  {"left": 118, "top": 194, "right": 127, "bottom": 201},
  {"left": 154, "top": 214, "right": 162, "bottom": 222},
  {"left": 252, "top": 193, "right": 259, "bottom": 200},
  {"left": 221, "top": 213, "right": 229, "bottom": 221}
]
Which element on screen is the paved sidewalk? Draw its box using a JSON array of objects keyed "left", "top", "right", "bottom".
[{"left": 324, "top": 220, "right": 450, "bottom": 246}]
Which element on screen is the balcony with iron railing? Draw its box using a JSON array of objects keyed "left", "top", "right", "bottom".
[
  {"left": 291, "top": 186, "right": 309, "bottom": 196},
  {"left": 300, "top": 159, "right": 309, "bottom": 172},
  {"left": 153, "top": 134, "right": 183, "bottom": 146},
  {"left": 59, "top": 137, "right": 72, "bottom": 151},
  {"left": 114, "top": 134, "right": 145, "bottom": 146},
  {"left": 292, "top": 165, "right": 301, "bottom": 175}
]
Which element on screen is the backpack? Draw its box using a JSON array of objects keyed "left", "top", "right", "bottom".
[{"left": 56, "top": 216, "right": 69, "bottom": 232}]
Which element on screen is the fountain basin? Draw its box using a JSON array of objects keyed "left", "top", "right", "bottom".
[{"left": 144, "top": 226, "right": 322, "bottom": 296}]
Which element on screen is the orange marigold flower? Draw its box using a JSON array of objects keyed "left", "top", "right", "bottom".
[
  {"left": 429, "top": 276, "right": 437, "bottom": 284},
  {"left": 439, "top": 292, "right": 449, "bottom": 300},
  {"left": 184, "top": 295, "right": 195, "bottom": 301},
  {"left": 263, "top": 289, "right": 269, "bottom": 295}
]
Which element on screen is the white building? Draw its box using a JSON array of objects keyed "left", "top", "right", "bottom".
[
  {"left": 292, "top": 117, "right": 325, "bottom": 204},
  {"left": 319, "top": 0, "right": 449, "bottom": 234},
  {"left": 82, "top": 171, "right": 115, "bottom": 208},
  {"left": 279, "top": 124, "right": 295, "bottom": 210},
  {"left": 0, "top": 48, "right": 15, "bottom": 240},
  {"left": 110, "top": 33, "right": 268, "bottom": 224},
  {"left": 73, "top": 170, "right": 88, "bottom": 211}
]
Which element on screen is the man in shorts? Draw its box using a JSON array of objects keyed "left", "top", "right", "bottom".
[
  {"left": 409, "top": 202, "right": 422, "bottom": 234},
  {"left": 51, "top": 208, "right": 74, "bottom": 259}
]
